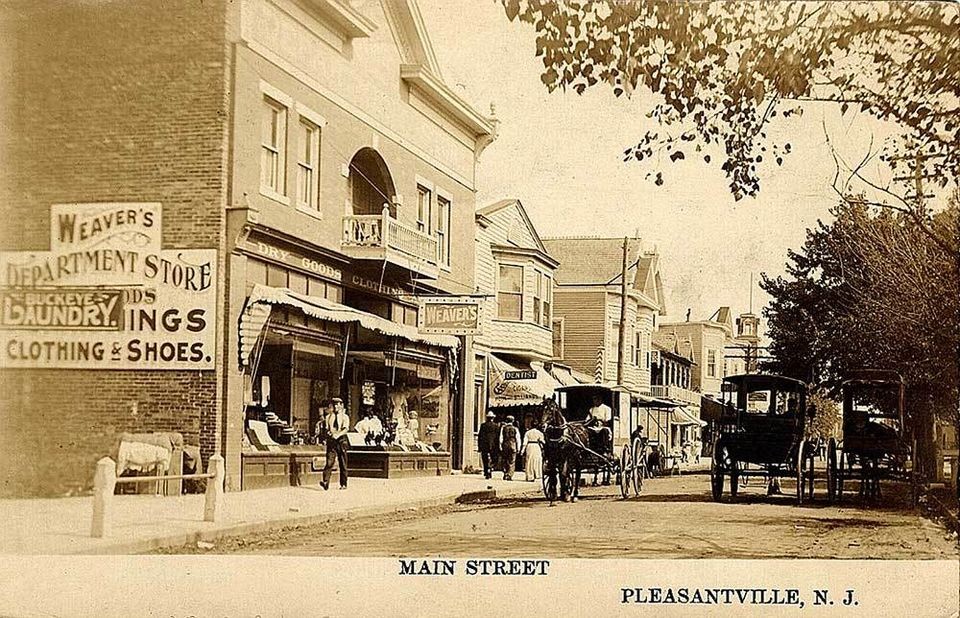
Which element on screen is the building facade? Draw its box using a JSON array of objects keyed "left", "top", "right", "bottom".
[
  {"left": 470, "top": 199, "right": 559, "bottom": 467},
  {"left": 0, "top": 0, "right": 495, "bottom": 496},
  {"left": 543, "top": 238, "right": 665, "bottom": 395},
  {"left": 659, "top": 310, "right": 734, "bottom": 398}
]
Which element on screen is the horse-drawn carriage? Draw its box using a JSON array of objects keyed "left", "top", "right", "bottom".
[
  {"left": 710, "top": 374, "right": 817, "bottom": 504},
  {"left": 541, "top": 384, "right": 646, "bottom": 502},
  {"left": 826, "top": 370, "right": 915, "bottom": 502}
]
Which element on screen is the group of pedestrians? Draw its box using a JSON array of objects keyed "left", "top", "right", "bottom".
[{"left": 477, "top": 411, "right": 545, "bottom": 482}]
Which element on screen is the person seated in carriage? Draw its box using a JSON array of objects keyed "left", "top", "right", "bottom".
[{"left": 584, "top": 394, "right": 613, "bottom": 454}]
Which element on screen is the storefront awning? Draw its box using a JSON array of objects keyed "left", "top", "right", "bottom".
[
  {"left": 671, "top": 406, "right": 707, "bottom": 426},
  {"left": 548, "top": 364, "right": 589, "bottom": 387},
  {"left": 633, "top": 393, "right": 682, "bottom": 408},
  {"left": 488, "top": 355, "right": 562, "bottom": 408},
  {"left": 240, "top": 285, "right": 459, "bottom": 366}
]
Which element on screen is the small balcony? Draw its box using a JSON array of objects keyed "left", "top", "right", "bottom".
[
  {"left": 650, "top": 384, "right": 701, "bottom": 406},
  {"left": 342, "top": 208, "right": 439, "bottom": 279}
]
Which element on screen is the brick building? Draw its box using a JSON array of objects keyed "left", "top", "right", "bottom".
[{"left": 0, "top": 0, "right": 495, "bottom": 496}]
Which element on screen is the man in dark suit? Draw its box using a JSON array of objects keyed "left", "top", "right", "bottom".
[
  {"left": 500, "top": 415, "right": 521, "bottom": 481},
  {"left": 477, "top": 411, "right": 500, "bottom": 479},
  {"left": 320, "top": 398, "right": 350, "bottom": 490}
]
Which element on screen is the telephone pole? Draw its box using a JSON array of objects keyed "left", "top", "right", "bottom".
[{"left": 616, "top": 237, "right": 629, "bottom": 386}]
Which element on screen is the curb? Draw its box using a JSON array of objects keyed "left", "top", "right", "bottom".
[{"left": 75, "top": 485, "right": 538, "bottom": 555}]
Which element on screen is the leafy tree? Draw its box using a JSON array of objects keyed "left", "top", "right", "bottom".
[
  {"left": 761, "top": 196, "right": 959, "bottom": 477},
  {"left": 499, "top": 1, "right": 959, "bottom": 206},
  {"left": 807, "top": 390, "right": 840, "bottom": 441}
]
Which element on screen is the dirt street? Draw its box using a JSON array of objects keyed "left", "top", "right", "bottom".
[{"left": 158, "top": 470, "right": 959, "bottom": 559}]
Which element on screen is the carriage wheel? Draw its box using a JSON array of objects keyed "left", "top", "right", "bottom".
[
  {"left": 837, "top": 451, "right": 846, "bottom": 501},
  {"left": 826, "top": 438, "right": 838, "bottom": 503},
  {"left": 796, "top": 439, "right": 808, "bottom": 506},
  {"left": 541, "top": 459, "right": 557, "bottom": 502},
  {"left": 710, "top": 443, "right": 726, "bottom": 502},
  {"left": 619, "top": 444, "right": 632, "bottom": 499},
  {"left": 806, "top": 448, "right": 817, "bottom": 501},
  {"left": 632, "top": 438, "right": 645, "bottom": 495}
]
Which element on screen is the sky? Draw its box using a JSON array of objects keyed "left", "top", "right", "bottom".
[{"left": 417, "top": 1, "right": 942, "bottom": 324}]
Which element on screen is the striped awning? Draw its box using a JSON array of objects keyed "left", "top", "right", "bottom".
[
  {"left": 239, "top": 284, "right": 459, "bottom": 366},
  {"left": 671, "top": 406, "right": 707, "bottom": 427},
  {"left": 488, "top": 355, "right": 562, "bottom": 408}
]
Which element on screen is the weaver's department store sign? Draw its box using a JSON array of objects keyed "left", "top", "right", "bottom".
[
  {"left": 0, "top": 203, "right": 217, "bottom": 369},
  {"left": 418, "top": 297, "right": 481, "bottom": 335}
]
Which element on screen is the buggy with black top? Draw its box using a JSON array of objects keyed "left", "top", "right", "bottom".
[
  {"left": 710, "top": 374, "right": 816, "bottom": 505},
  {"left": 827, "top": 370, "right": 916, "bottom": 502}
]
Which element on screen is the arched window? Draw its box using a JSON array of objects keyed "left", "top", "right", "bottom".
[{"left": 348, "top": 148, "right": 396, "bottom": 217}]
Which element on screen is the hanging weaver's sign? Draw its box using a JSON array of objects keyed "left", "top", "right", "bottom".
[
  {"left": 0, "top": 203, "right": 217, "bottom": 369},
  {"left": 417, "top": 297, "right": 481, "bottom": 335}
]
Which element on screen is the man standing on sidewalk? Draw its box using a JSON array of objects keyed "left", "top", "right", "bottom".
[
  {"left": 500, "top": 415, "right": 521, "bottom": 481},
  {"left": 477, "top": 411, "right": 500, "bottom": 479},
  {"left": 321, "top": 398, "right": 350, "bottom": 490}
]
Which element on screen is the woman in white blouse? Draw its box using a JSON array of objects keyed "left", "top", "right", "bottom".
[{"left": 521, "top": 426, "right": 545, "bottom": 481}]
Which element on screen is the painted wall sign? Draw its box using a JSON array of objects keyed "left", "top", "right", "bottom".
[
  {"left": 0, "top": 203, "right": 217, "bottom": 369},
  {"left": 238, "top": 236, "right": 343, "bottom": 282},
  {"left": 417, "top": 297, "right": 481, "bottom": 335}
]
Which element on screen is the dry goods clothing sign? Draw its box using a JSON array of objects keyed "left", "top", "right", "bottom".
[{"left": 0, "top": 203, "right": 217, "bottom": 369}]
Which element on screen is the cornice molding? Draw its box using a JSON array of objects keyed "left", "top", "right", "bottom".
[
  {"left": 400, "top": 64, "right": 496, "bottom": 139},
  {"left": 299, "top": 0, "right": 377, "bottom": 38}
]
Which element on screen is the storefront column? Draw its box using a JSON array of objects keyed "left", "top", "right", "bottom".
[
  {"left": 222, "top": 251, "right": 249, "bottom": 491},
  {"left": 454, "top": 335, "right": 475, "bottom": 471}
]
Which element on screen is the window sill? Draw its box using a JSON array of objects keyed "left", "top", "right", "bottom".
[
  {"left": 260, "top": 188, "right": 291, "bottom": 206},
  {"left": 296, "top": 204, "right": 323, "bottom": 220}
]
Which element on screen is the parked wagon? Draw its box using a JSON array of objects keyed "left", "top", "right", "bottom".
[
  {"left": 826, "top": 370, "right": 916, "bottom": 502},
  {"left": 541, "top": 385, "right": 645, "bottom": 501},
  {"left": 710, "top": 374, "right": 816, "bottom": 505}
]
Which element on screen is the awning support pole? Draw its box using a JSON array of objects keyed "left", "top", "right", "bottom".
[
  {"left": 340, "top": 327, "right": 351, "bottom": 380},
  {"left": 391, "top": 337, "right": 398, "bottom": 386}
]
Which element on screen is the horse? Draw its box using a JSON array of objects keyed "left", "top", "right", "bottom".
[{"left": 541, "top": 399, "right": 590, "bottom": 504}]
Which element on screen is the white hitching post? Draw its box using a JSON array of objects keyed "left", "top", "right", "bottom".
[
  {"left": 204, "top": 454, "right": 225, "bottom": 522},
  {"left": 91, "top": 457, "right": 117, "bottom": 538}
]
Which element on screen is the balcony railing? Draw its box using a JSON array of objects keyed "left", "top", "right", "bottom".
[
  {"left": 342, "top": 208, "right": 439, "bottom": 277},
  {"left": 650, "top": 384, "right": 701, "bottom": 406}
]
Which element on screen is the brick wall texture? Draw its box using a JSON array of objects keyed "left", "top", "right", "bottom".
[{"left": 0, "top": 0, "right": 230, "bottom": 497}]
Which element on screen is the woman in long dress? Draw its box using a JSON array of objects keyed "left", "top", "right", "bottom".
[{"left": 522, "top": 426, "right": 545, "bottom": 481}]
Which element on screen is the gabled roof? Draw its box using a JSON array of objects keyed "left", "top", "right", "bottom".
[
  {"left": 542, "top": 237, "right": 644, "bottom": 286},
  {"left": 652, "top": 331, "right": 696, "bottom": 363},
  {"left": 713, "top": 306, "right": 734, "bottom": 331},
  {"left": 382, "top": 0, "right": 442, "bottom": 77},
  {"left": 633, "top": 253, "right": 666, "bottom": 314},
  {"left": 477, "top": 198, "right": 552, "bottom": 257},
  {"left": 385, "top": 0, "right": 496, "bottom": 139}
]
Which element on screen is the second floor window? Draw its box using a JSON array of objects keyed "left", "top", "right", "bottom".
[
  {"left": 417, "top": 185, "right": 432, "bottom": 234},
  {"left": 261, "top": 97, "right": 286, "bottom": 195},
  {"left": 531, "top": 270, "right": 552, "bottom": 327},
  {"left": 707, "top": 349, "right": 717, "bottom": 377},
  {"left": 497, "top": 265, "right": 523, "bottom": 321},
  {"left": 296, "top": 119, "right": 320, "bottom": 210},
  {"left": 533, "top": 272, "right": 542, "bottom": 325},
  {"left": 542, "top": 272, "right": 552, "bottom": 327},
  {"left": 437, "top": 195, "right": 451, "bottom": 266},
  {"left": 552, "top": 317, "right": 564, "bottom": 359},
  {"left": 633, "top": 332, "right": 641, "bottom": 366}
]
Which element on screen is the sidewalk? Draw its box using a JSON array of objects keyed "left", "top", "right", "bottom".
[{"left": 1, "top": 473, "right": 539, "bottom": 555}]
